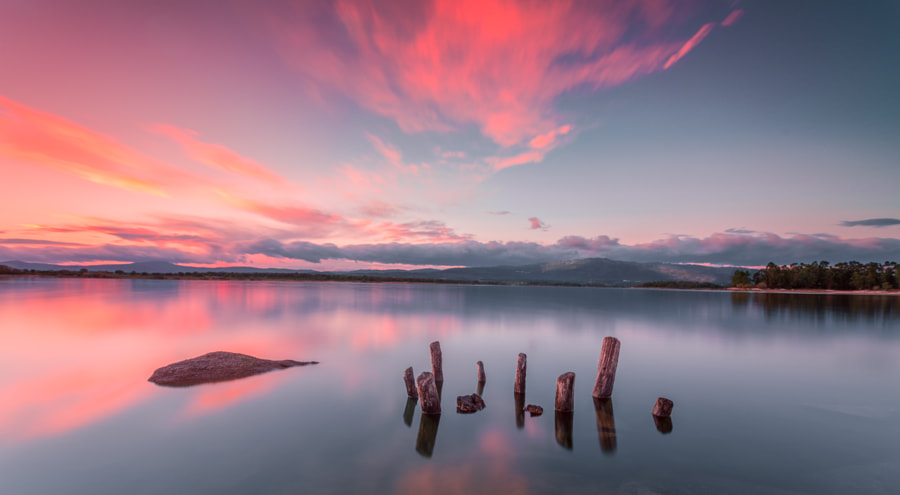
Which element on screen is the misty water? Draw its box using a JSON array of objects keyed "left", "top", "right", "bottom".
[{"left": 1, "top": 278, "right": 898, "bottom": 494}]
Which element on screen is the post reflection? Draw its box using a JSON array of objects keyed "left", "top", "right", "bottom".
[
  {"left": 415, "top": 413, "right": 441, "bottom": 458},
  {"left": 654, "top": 415, "right": 673, "bottom": 434},
  {"left": 593, "top": 397, "right": 616, "bottom": 453},
  {"left": 514, "top": 393, "right": 525, "bottom": 429},
  {"left": 402, "top": 398, "right": 417, "bottom": 427},
  {"left": 555, "top": 411, "right": 574, "bottom": 450}
]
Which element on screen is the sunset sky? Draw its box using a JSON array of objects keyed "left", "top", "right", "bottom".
[{"left": 1, "top": 0, "right": 898, "bottom": 269}]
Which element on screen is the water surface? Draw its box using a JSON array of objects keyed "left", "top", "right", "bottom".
[{"left": 1, "top": 278, "right": 898, "bottom": 494}]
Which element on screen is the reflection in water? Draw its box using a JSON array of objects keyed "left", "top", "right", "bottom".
[
  {"left": 514, "top": 393, "right": 525, "bottom": 429},
  {"left": 555, "top": 411, "right": 574, "bottom": 450},
  {"left": 416, "top": 413, "right": 441, "bottom": 458},
  {"left": 740, "top": 291, "right": 899, "bottom": 324},
  {"left": 654, "top": 415, "right": 674, "bottom": 434},
  {"left": 403, "top": 398, "right": 417, "bottom": 427},
  {"left": 593, "top": 397, "right": 617, "bottom": 453}
]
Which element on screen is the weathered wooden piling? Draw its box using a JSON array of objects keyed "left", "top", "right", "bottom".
[
  {"left": 430, "top": 341, "right": 443, "bottom": 384},
  {"left": 514, "top": 353, "right": 527, "bottom": 394},
  {"left": 416, "top": 371, "right": 441, "bottom": 415},
  {"left": 415, "top": 413, "right": 441, "bottom": 457},
  {"left": 652, "top": 397, "right": 673, "bottom": 417},
  {"left": 654, "top": 415, "right": 673, "bottom": 434},
  {"left": 555, "top": 411, "right": 574, "bottom": 450},
  {"left": 402, "top": 397, "right": 417, "bottom": 427},
  {"left": 476, "top": 380, "right": 485, "bottom": 397},
  {"left": 476, "top": 360, "right": 486, "bottom": 384},
  {"left": 514, "top": 392, "right": 526, "bottom": 429},
  {"left": 403, "top": 366, "right": 418, "bottom": 399},
  {"left": 593, "top": 397, "right": 617, "bottom": 453},
  {"left": 592, "top": 336, "right": 621, "bottom": 398},
  {"left": 555, "top": 372, "right": 576, "bottom": 412}
]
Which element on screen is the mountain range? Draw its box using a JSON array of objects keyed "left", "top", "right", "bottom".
[{"left": 1, "top": 258, "right": 741, "bottom": 286}]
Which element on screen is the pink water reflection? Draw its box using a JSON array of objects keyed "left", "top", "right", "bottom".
[{"left": 0, "top": 279, "right": 471, "bottom": 443}]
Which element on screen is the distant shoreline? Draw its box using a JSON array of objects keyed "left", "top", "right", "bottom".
[{"left": 724, "top": 287, "right": 900, "bottom": 296}]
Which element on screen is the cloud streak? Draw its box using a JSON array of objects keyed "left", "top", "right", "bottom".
[
  {"left": 841, "top": 218, "right": 900, "bottom": 228},
  {"left": 0, "top": 95, "right": 190, "bottom": 196}
]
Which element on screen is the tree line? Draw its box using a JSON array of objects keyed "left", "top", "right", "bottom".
[{"left": 731, "top": 261, "right": 898, "bottom": 291}]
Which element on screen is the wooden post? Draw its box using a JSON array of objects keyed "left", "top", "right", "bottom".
[
  {"left": 514, "top": 353, "right": 526, "bottom": 394},
  {"left": 555, "top": 411, "right": 574, "bottom": 450},
  {"left": 514, "top": 392, "right": 525, "bottom": 429},
  {"left": 415, "top": 413, "right": 441, "bottom": 457},
  {"left": 476, "top": 360, "right": 486, "bottom": 384},
  {"left": 403, "top": 366, "right": 418, "bottom": 399},
  {"left": 593, "top": 397, "right": 616, "bottom": 453},
  {"left": 416, "top": 372, "right": 441, "bottom": 415},
  {"left": 430, "top": 341, "right": 443, "bottom": 385},
  {"left": 476, "top": 380, "right": 485, "bottom": 397},
  {"left": 592, "top": 336, "right": 620, "bottom": 398},
  {"left": 654, "top": 415, "right": 673, "bottom": 434},
  {"left": 652, "top": 397, "right": 673, "bottom": 417},
  {"left": 402, "top": 397, "right": 417, "bottom": 427},
  {"left": 555, "top": 372, "right": 575, "bottom": 412}
]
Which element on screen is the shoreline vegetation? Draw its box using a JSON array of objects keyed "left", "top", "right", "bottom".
[{"left": 2, "top": 262, "right": 898, "bottom": 295}]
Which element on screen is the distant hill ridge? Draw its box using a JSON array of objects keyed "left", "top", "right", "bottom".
[{"left": 1, "top": 258, "right": 740, "bottom": 285}]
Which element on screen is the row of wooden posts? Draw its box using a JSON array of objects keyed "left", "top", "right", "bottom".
[{"left": 402, "top": 337, "right": 674, "bottom": 419}]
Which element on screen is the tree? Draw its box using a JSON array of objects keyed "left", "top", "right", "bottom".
[{"left": 730, "top": 270, "right": 751, "bottom": 287}]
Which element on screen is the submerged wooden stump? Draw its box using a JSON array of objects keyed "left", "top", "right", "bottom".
[
  {"left": 403, "top": 366, "right": 418, "bottom": 399},
  {"left": 148, "top": 351, "right": 317, "bottom": 387},
  {"left": 592, "top": 336, "right": 621, "bottom": 398},
  {"left": 652, "top": 397, "right": 674, "bottom": 417},
  {"left": 416, "top": 371, "right": 441, "bottom": 415},
  {"left": 525, "top": 404, "right": 543, "bottom": 416},
  {"left": 555, "top": 372, "right": 575, "bottom": 412},
  {"left": 593, "top": 397, "right": 617, "bottom": 453},
  {"left": 514, "top": 353, "right": 527, "bottom": 394},
  {"left": 456, "top": 393, "right": 486, "bottom": 413},
  {"left": 476, "top": 360, "right": 486, "bottom": 384},
  {"left": 402, "top": 398, "right": 417, "bottom": 427},
  {"left": 555, "top": 411, "right": 574, "bottom": 450},
  {"left": 416, "top": 413, "right": 441, "bottom": 457},
  {"left": 654, "top": 415, "right": 674, "bottom": 434},
  {"left": 514, "top": 393, "right": 526, "bottom": 429},
  {"left": 430, "top": 341, "right": 443, "bottom": 385}
]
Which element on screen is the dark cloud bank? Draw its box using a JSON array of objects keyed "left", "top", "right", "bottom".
[
  {"left": 841, "top": 218, "right": 900, "bottom": 228},
  {"left": 3, "top": 232, "right": 899, "bottom": 268}
]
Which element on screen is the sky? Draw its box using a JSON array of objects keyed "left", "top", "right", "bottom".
[{"left": 1, "top": 0, "right": 898, "bottom": 270}]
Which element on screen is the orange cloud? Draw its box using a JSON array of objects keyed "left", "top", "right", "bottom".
[
  {"left": 0, "top": 95, "right": 189, "bottom": 196},
  {"left": 272, "top": 0, "right": 719, "bottom": 146},
  {"left": 152, "top": 124, "right": 286, "bottom": 184}
]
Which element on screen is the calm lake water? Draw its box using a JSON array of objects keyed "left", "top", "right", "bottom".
[{"left": 1, "top": 278, "right": 898, "bottom": 494}]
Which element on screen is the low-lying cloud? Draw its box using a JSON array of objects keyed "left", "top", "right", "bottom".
[{"left": 841, "top": 218, "right": 900, "bottom": 228}]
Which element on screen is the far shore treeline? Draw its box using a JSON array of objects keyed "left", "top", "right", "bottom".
[{"left": 730, "top": 261, "right": 898, "bottom": 291}]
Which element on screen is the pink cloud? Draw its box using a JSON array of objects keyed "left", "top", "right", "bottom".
[
  {"left": 721, "top": 9, "right": 744, "bottom": 27},
  {"left": 271, "top": 0, "right": 724, "bottom": 146},
  {"left": 152, "top": 124, "right": 285, "bottom": 184},
  {"left": 487, "top": 150, "right": 545, "bottom": 171},
  {"left": 663, "top": 22, "right": 716, "bottom": 70},
  {"left": 528, "top": 217, "right": 548, "bottom": 231},
  {"left": 529, "top": 124, "right": 572, "bottom": 150},
  {"left": 0, "top": 95, "right": 190, "bottom": 196}
]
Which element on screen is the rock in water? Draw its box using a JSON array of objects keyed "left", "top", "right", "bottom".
[
  {"left": 148, "top": 351, "right": 318, "bottom": 387},
  {"left": 456, "top": 393, "right": 486, "bottom": 413}
]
